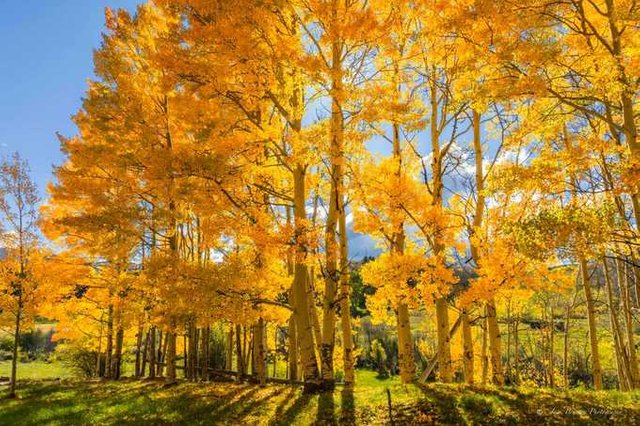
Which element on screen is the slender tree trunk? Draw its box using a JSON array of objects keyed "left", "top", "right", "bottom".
[
  {"left": 617, "top": 258, "right": 639, "bottom": 388},
  {"left": 388, "top": 113, "right": 413, "bottom": 387},
  {"left": 135, "top": 324, "right": 144, "bottom": 378},
  {"left": 195, "top": 328, "right": 200, "bottom": 380},
  {"left": 226, "top": 325, "right": 233, "bottom": 372},
  {"left": 308, "top": 271, "right": 323, "bottom": 355},
  {"left": 514, "top": 317, "right": 520, "bottom": 386},
  {"left": 539, "top": 316, "right": 547, "bottom": 387},
  {"left": 462, "top": 309, "right": 474, "bottom": 384},
  {"left": 486, "top": 299, "right": 504, "bottom": 385},
  {"left": 396, "top": 304, "right": 415, "bottom": 383},
  {"left": 436, "top": 299, "right": 453, "bottom": 382},
  {"left": 183, "top": 334, "right": 188, "bottom": 379},
  {"left": 549, "top": 306, "right": 555, "bottom": 388},
  {"left": 253, "top": 318, "right": 267, "bottom": 386},
  {"left": 630, "top": 253, "right": 640, "bottom": 308},
  {"left": 580, "top": 259, "right": 603, "bottom": 390},
  {"left": 158, "top": 331, "right": 168, "bottom": 377},
  {"left": 236, "top": 324, "right": 245, "bottom": 377},
  {"left": 112, "top": 326, "right": 124, "bottom": 380},
  {"left": 604, "top": 258, "right": 632, "bottom": 390},
  {"left": 470, "top": 110, "right": 496, "bottom": 385},
  {"left": 96, "top": 322, "right": 104, "bottom": 378},
  {"left": 273, "top": 326, "right": 278, "bottom": 378},
  {"left": 163, "top": 96, "right": 178, "bottom": 385},
  {"left": 285, "top": 208, "right": 299, "bottom": 383},
  {"left": 148, "top": 327, "right": 156, "bottom": 379},
  {"left": 319, "top": 0, "right": 346, "bottom": 389},
  {"left": 156, "top": 330, "right": 164, "bottom": 377},
  {"left": 288, "top": 312, "right": 298, "bottom": 382},
  {"left": 481, "top": 315, "right": 488, "bottom": 385},
  {"left": 339, "top": 201, "right": 354, "bottom": 386},
  {"left": 9, "top": 296, "right": 22, "bottom": 398},
  {"left": 430, "top": 78, "right": 452, "bottom": 383},
  {"left": 189, "top": 321, "right": 198, "bottom": 381},
  {"left": 247, "top": 327, "right": 254, "bottom": 375},
  {"left": 104, "top": 304, "right": 114, "bottom": 379},
  {"left": 165, "top": 331, "right": 177, "bottom": 385},
  {"left": 563, "top": 306, "right": 570, "bottom": 389},
  {"left": 292, "top": 165, "right": 321, "bottom": 392},
  {"left": 183, "top": 333, "right": 189, "bottom": 380},
  {"left": 506, "top": 306, "right": 512, "bottom": 379},
  {"left": 141, "top": 330, "right": 149, "bottom": 378}
]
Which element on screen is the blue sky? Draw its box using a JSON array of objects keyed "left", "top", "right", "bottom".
[
  {"left": 0, "top": 2, "right": 436, "bottom": 259},
  {"left": 0, "top": 0, "right": 142, "bottom": 198}
]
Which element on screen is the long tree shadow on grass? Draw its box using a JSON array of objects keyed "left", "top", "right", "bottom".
[
  {"left": 472, "top": 385, "right": 640, "bottom": 425},
  {"left": 315, "top": 390, "right": 336, "bottom": 425},
  {"left": 1, "top": 381, "right": 181, "bottom": 426},
  {"left": 406, "top": 383, "right": 640, "bottom": 426},
  {"left": 231, "top": 387, "right": 283, "bottom": 421},
  {"left": 164, "top": 385, "right": 263, "bottom": 424},
  {"left": 409, "top": 384, "right": 465, "bottom": 425},
  {"left": 269, "top": 389, "right": 313, "bottom": 426},
  {"left": 339, "top": 387, "right": 355, "bottom": 425}
]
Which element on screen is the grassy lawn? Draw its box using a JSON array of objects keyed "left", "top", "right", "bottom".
[
  {"left": 0, "top": 360, "right": 75, "bottom": 380},
  {"left": 0, "top": 370, "right": 638, "bottom": 425}
]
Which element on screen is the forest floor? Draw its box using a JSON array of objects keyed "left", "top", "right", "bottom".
[{"left": 1, "top": 370, "right": 639, "bottom": 425}]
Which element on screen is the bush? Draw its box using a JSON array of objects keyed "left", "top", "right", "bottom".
[
  {"left": 0, "top": 336, "right": 13, "bottom": 352},
  {"left": 370, "top": 339, "right": 389, "bottom": 378},
  {"left": 19, "top": 328, "right": 56, "bottom": 359},
  {"left": 60, "top": 345, "right": 99, "bottom": 378},
  {"left": 0, "top": 336, "right": 13, "bottom": 361}
]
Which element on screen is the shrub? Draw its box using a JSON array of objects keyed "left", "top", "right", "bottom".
[{"left": 59, "top": 345, "right": 99, "bottom": 378}]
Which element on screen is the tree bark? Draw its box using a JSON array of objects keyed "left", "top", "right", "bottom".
[
  {"left": 135, "top": 324, "right": 144, "bottom": 378},
  {"left": 486, "top": 299, "right": 504, "bottom": 385},
  {"left": 462, "top": 309, "right": 474, "bottom": 384},
  {"left": 319, "top": 4, "right": 346, "bottom": 386},
  {"left": 165, "top": 331, "right": 177, "bottom": 385},
  {"left": 514, "top": 317, "right": 520, "bottom": 385},
  {"left": 292, "top": 165, "right": 321, "bottom": 392},
  {"left": 549, "top": 306, "right": 555, "bottom": 388},
  {"left": 563, "top": 307, "right": 570, "bottom": 389},
  {"left": 112, "top": 325, "right": 124, "bottom": 380},
  {"left": 436, "top": 298, "right": 453, "bottom": 382},
  {"left": 158, "top": 331, "right": 167, "bottom": 377},
  {"left": 235, "top": 324, "right": 245, "bottom": 377},
  {"left": 141, "top": 330, "right": 149, "bottom": 378},
  {"left": 253, "top": 318, "right": 267, "bottom": 386},
  {"left": 603, "top": 258, "right": 632, "bottom": 390},
  {"left": 580, "top": 258, "right": 603, "bottom": 390},
  {"left": 9, "top": 294, "right": 22, "bottom": 398},
  {"left": 339, "top": 199, "right": 355, "bottom": 386},
  {"left": 396, "top": 304, "right": 415, "bottom": 383},
  {"left": 104, "top": 304, "right": 114, "bottom": 379},
  {"left": 617, "top": 258, "right": 639, "bottom": 388},
  {"left": 148, "top": 327, "right": 156, "bottom": 379},
  {"left": 481, "top": 315, "right": 488, "bottom": 385}
]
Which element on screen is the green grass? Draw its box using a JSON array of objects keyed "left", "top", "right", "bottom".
[
  {"left": 0, "top": 360, "right": 75, "bottom": 380},
  {"left": 0, "top": 369, "right": 639, "bottom": 425}
]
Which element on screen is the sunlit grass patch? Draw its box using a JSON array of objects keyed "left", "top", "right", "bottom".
[{"left": 1, "top": 369, "right": 639, "bottom": 425}]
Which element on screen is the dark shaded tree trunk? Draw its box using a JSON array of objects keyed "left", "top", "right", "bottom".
[
  {"left": 112, "top": 326, "right": 124, "bottom": 379},
  {"left": 148, "top": 327, "right": 156, "bottom": 379},
  {"left": 104, "top": 304, "right": 114, "bottom": 379}
]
